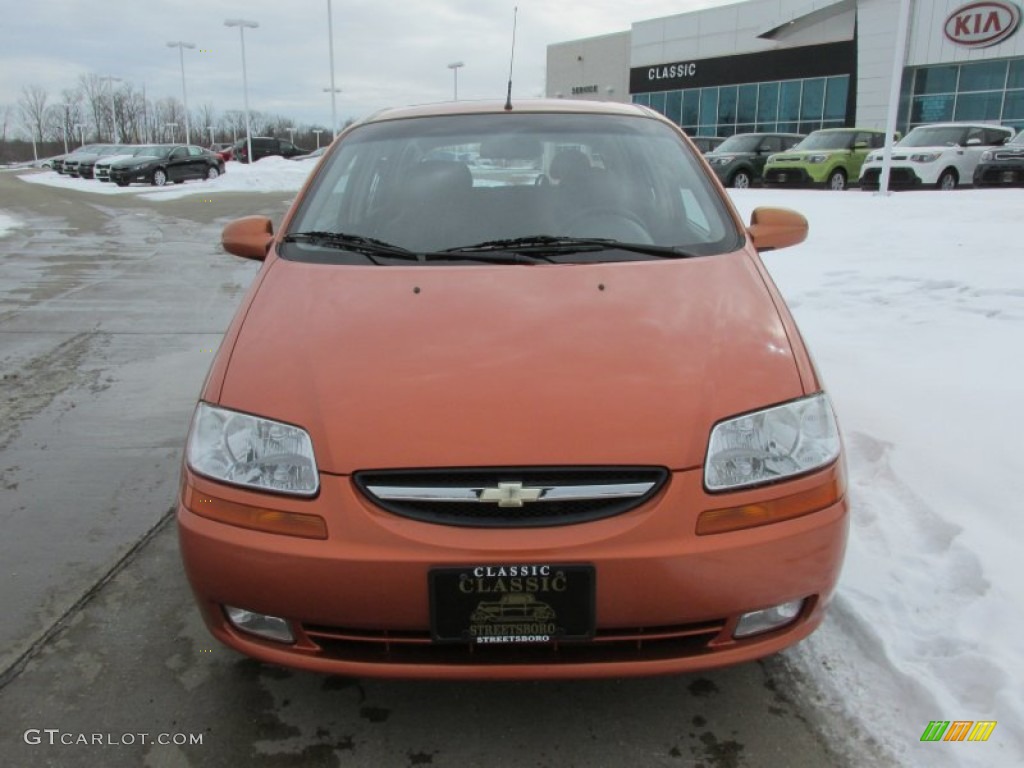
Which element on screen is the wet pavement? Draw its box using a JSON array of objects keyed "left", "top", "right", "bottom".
[{"left": 0, "top": 169, "right": 883, "bottom": 767}]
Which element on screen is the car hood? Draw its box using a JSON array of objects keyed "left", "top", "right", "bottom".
[
  {"left": 772, "top": 149, "right": 849, "bottom": 162},
  {"left": 109, "top": 154, "right": 162, "bottom": 167},
  {"left": 214, "top": 253, "right": 805, "bottom": 474}
]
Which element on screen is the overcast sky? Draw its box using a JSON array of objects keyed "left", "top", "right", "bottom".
[{"left": 1, "top": 0, "right": 742, "bottom": 135}]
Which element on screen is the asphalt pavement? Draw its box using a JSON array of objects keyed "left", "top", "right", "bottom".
[{"left": 0, "top": 169, "right": 887, "bottom": 768}]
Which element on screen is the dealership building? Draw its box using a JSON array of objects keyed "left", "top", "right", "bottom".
[{"left": 546, "top": 0, "right": 1024, "bottom": 136}]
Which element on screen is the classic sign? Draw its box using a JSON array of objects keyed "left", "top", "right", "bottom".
[{"left": 944, "top": 1, "right": 1022, "bottom": 47}]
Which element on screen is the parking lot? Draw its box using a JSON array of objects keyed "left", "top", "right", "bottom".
[{"left": 0, "top": 170, "right": 890, "bottom": 768}]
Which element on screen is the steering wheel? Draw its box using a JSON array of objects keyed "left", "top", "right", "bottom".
[{"left": 562, "top": 207, "right": 654, "bottom": 244}]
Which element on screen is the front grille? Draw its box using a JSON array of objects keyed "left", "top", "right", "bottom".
[
  {"left": 302, "top": 620, "right": 725, "bottom": 665},
  {"left": 860, "top": 168, "right": 919, "bottom": 188},
  {"left": 763, "top": 168, "right": 811, "bottom": 186},
  {"left": 354, "top": 467, "right": 669, "bottom": 527}
]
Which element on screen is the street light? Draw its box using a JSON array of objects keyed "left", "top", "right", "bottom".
[
  {"left": 312, "top": 129, "right": 324, "bottom": 148},
  {"left": 103, "top": 75, "right": 123, "bottom": 142},
  {"left": 224, "top": 18, "right": 259, "bottom": 164},
  {"left": 287, "top": 127, "right": 295, "bottom": 143},
  {"left": 326, "top": 0, "right": 339, "bottom": 138},
  {"left": 207, "top": 126, "right": 216, "bottom": 146},
  {"left": 167, "top": 41, "right": 196, "bottom": 144},
  {"left": 164, "top": 122, "right": 178, "bottom": 142},
  {"left": 74, "top": 123, "right": 85, "bottom": 147},
  {"left": 447, "top": 61, "right": 464, "bottom": 101}
]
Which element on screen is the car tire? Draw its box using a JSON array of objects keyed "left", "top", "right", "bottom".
[
  {"left": 936, "top": 169, "right": 958, "bottom": 191},
  {"left": 827, "top": 169, "right": 847, "bottom": 191},
  {"left": 152, "top": 169, "right": 168, "bottom": 187},
  {"left": 206, "top": 167, "right": 220, "bottom": 180},
  {"left": 730, "top": 170, "right": 752, "bottom": 189},
  {"left": 115, "top": 180, "right": 129, "bottom": 187}
]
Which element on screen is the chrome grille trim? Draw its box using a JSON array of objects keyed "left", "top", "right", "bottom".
[{"left": 365, "top": 481, "right": 657, "bottom": 503}]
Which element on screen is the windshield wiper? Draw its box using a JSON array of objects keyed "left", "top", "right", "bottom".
[
  {"left": 442, "top": 236, "right": 701, "bottom": 260},
  {"left": 283, "top": 231, "right": 422, "bottom": 262}
]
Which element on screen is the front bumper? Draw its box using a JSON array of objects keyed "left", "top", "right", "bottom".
[
  {"left": 762, "top": 166, "right": 822, "bottom": 187},
  {"left": 178, "top": 463, "right": 848, "bottom": 680},
  {"left": 973, "top": 163, "right": 1024, "bottom": 187},
  {"left": 859, "top": 166, "right": 924, "bottom": 190}
]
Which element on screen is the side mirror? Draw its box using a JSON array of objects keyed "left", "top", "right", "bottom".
[
  {"left": 222, "top": 216, "right": 273, "bottom": 261},
  {"left": 747, "top": 207, "right": 808, "bottom": 252}
]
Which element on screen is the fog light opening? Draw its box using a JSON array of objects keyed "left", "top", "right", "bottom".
[
  {"left": 733, "top": 599, "right": 805, "bottom": 639},
  {"left": 224, "top": 605, "right": 295, "bottom": 644}
]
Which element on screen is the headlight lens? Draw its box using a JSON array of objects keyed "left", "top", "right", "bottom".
[
  {"left": 705, "top": 394, "right": 840, "bottom": 491},
  {"left": 187, "top": 402, "right": 319, "bottom": 496},
  {"left": 980, "top": 150, "right": 993, "bottom": 162},
  {"left": 910, "top": 152, "right": 940, "bottom": 163},
  {"left": 709, "top": 155, "right": 734, "bottom": 165},
  {"left": 866, "top": 152, "right": 880, "bottom": 163},
  {"left": 807, "top": 154, "right": 828, "bottom": 164}
]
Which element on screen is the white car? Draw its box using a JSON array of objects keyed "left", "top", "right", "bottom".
[{"left": 859, "top": 123, "right": 1014, "bottom": 190}]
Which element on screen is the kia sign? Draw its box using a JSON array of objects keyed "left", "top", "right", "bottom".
[{"left": 944, "top": 1, "right": 1021, "bottom": 47}]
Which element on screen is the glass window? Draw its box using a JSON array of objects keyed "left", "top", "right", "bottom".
[
  {"left": 717, "top": 86, "right": 737, "bottom": 128},
  {"left": 681, "top": 89, "right": 700, "bottom": 129},
  {"left": 911, "top": 94, "right": 954, "bottom": 124},
  {"left": 779, "top": 81, "right": 801, "bottom": 123},
  {"left": 699, "top": 88, "right": 718, "bottom": 128},
  {"left": 1009, "top": 59, "right": 1024, "bottom": 90},
  {"left": 1003, "top": 90, "right": 1024, "bottom": 120},
  {"left": 757, "top": 82, "right": 779, "bottom": 125},
  {"left": 738, "top": 85, "right": 758, "bottom": 124},
  {"left": 800, "top": 78, "right": 825, "bottom": 121},
  {"left": 633, "top": 93, "right": 651, "bottom": 107},
  {"left": 824, "top": 75, "right": 849, "bottom": 121},
  {"left": 914, "top": 66, "right": 957, "bottom": 95},
  {"left": 665, "top": 91, "right": 682, "bottom": 125},
  {"left": 954, "top": 91, "right": 1003, "bottom": 121},
  {"left": 958, "top": 60, "right": 1007, "bottom": 92},
  {"left": 649, "top": 92, "right": 667, "bottom": 116}
]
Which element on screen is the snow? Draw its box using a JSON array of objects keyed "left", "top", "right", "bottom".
[
  {"left": 0, "top": 210, "right": 24, "bottom": 237},
  {"left": 14, "top": 163, "right": 1024, "bottom": 764}
]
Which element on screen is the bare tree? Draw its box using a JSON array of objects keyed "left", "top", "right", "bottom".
[
  {"left": 0, "top": 104, "right": 13, "bottom": 144},
  {"left": 194, "top": 103, "right": 216, "bottom": 145},
  {"left": 18, "top": 85, "right": 49, "bottom": 144},
  {"left": 79, "top": 74, "right": 108, "bottom": 141}
]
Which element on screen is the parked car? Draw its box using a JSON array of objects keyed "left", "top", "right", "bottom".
[
  {"left": 95, "top": 145, "right": 155, "bottom": 182},
  {"left": 210, "top": 142, "right": 234, "bottom": 162},
  {"left": 231, "top": 136, "right": 310, "bottom": 163},
  {"left": 178, "top": 99, "right": 848, "bottom": 680},
  {"left": 107, "top": 144, "right": 225, "bottom": 187},
  {"left": 689, "top": 135, "right": 726, "bottom": 154},
  {"left": 972, "top": 129, "right": 1024, "bottom": 188},
  {"left": 704, "top": 132, "right": 805, "bottom": 188},
  {"left": 859, "top": 123, "right": 1014, "bottom": 190},
  {"left": 77, "top": 144, "right": 138, "bottom": 180},
  {"left": 290, "top": 146, "right": 327, "bottom": 161},
  {"left": 763, "top": 128, "right": 890, "bottom": 190},
  {"left": 61, "top": 144, "right": 115, "bottom": 177}
]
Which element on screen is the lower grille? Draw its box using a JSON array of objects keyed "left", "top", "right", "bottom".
[
  {"left": 302, "top": 620, "right": 725, "bottom": 665},
  {"left": 353, "top": 467, "right": 669, "bottom": 528}
]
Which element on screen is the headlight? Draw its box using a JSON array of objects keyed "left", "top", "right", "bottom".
[
  {"left": 910, "top": 152, "right": 940, "bottom": 163},
  {"left": 807, "top": 154, "right": 828, "bottom": 164},
  {"left": 129, "top": 164, "right": 147, "bottom": 172},
  {"left": 709, "top": 155, "right": 734, "bottom": 166},
  {"left": 187, "top": 402, "right": 319, "bottom": 496},
  {"left": 980, "top": 150, "right": 993, "bottom": 162},
  {"left": 766, "top": 154, "right": 778, "bottom": 164},
  {"left": 866, "top": 153, "right": 880, "bottom": 163},
  {"left": 705, "top": 394, "right": 840, "bottom": 491}
]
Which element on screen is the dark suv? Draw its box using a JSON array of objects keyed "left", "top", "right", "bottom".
[
  {"left": 232, "top": 137, "right": 310, "bottom": 163},
  {"left": 705, "top": 133, "right": 805, "bottom": 188}
]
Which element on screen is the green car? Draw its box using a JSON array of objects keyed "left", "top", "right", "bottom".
[{"left": 762, "top": 128, "right": 889, "bottom": 191}]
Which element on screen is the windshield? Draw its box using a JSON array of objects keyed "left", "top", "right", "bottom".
[
  {"left": 713, "top": 135, "right": 764, "bottom": 153},
  {"left": 898, "top": 126, "right": 971, "bottom": 147},
  {"left": 286, "top": 112, "right": 742, "bottom": 263},
  {"left": 136, "top": 145, "right": 171, "bottom": 158},
  {"left": 1012, "top": 132, "right": 1024, "bottom": 147},
  {"left": 793, "top": 131, "right": 856, "bottom": 150}
]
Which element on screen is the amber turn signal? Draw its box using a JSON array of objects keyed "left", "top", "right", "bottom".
[
  {"left": 696, "top": 478, "right": 843, "bottom": 535},
  {"left": 185, "top": 486, "right": 327, "bottom": 539}
]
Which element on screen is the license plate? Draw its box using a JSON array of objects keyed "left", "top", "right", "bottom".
[
  {"left": 1003, "top": 171, "right": 1016, "bottom": 183},
  {"left": 430, "top": 564, "right": 595, "bottom": 644},
  {"left": 778, "top": 173, "right": 788, "bottom": 182}
]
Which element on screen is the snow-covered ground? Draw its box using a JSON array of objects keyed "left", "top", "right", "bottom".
[
  {"left": 13, "top": 164, "right": 1024, "bottom": 765},
  {"left": 0, "top": 210, "right": 23, "bottom": 237}
]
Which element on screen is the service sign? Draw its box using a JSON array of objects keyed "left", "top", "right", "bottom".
[{"left": 944, "top": 1, "right": 1022, "bottom": 47}]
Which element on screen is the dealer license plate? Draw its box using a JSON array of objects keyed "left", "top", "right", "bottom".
[{"left": 430, "top": 564, "right": 595, "bottom": 644}]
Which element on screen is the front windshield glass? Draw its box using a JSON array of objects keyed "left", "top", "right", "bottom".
[
  {"left": 898, "top": 126, "right": 970, "bottom": 147},
  {"left": 1012, "top": 132, "right": 1024, "bottom": 146},
  {"left": 793, "top": 131, "right": 856, "bottom": 150},
  {"left": 137, "top": 145, "right": 171, "bottom": 158},
  {"left": 714, "top": 135, "right": 764, "bottom": 153},
  {"left": 285, "top": 112, "right": 742, "bottom": 262}
]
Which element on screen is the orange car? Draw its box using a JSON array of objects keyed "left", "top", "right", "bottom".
[{"left": 178, "top": 100, "right": 848, "bottom": 680}]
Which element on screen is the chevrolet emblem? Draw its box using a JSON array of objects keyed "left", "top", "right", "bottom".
[{"left": 478, "top": 482, "right": 544, "bottom": 508}]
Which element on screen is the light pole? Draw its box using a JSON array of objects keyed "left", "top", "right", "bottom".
[
  {"left": 287, "top": 127, "right": 295, "bottom": 143},
  {"left": 326, "top": 0, "right": 339, "bottom": 138},
  {"left": 103, "top": 75, "right": 123, "bottom": 142},
  {"left": 74, "top": 123, "right": 85, "bottom": 147},
  {"left": 167, "top": 41, "right": 196, "bottom": 144},
  {"left": 164, "top": 122, "right": 178, "bottom": 142},
  {"left": 447, "top": 62, "right": 464, "bottom": 101},
  {"left": 208, "top": 126, "right": 216, "bottom": 146},
  {"left": 225, "top": 18, "right": 259, "bottom": 164},
  {"left": 312, "top": 129, "right": 324, "bottom": 149}
]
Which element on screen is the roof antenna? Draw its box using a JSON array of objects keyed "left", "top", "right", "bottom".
[{"left": 504, "top": 6, "right": 518, "bottom": 111}]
